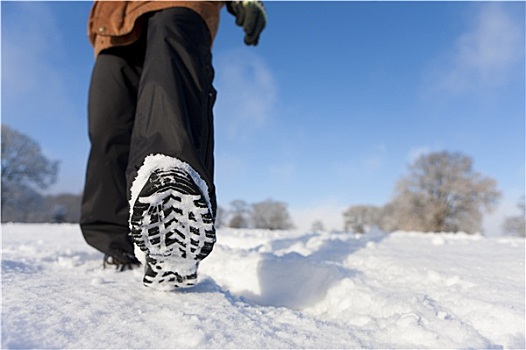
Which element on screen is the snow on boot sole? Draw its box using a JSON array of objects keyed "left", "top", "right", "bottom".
[{"left": 130, "top": 168, "right": 215, "bottom": 289}]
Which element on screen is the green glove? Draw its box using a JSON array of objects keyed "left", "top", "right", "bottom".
[{"left": 226, "top": 1, "right": 267, "bottom": 46}]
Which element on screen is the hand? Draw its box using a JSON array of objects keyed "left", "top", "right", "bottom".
[{"left": 226, "top": 1, "right": 267, "bottom": 46}]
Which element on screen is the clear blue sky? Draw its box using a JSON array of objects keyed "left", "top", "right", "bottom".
[{"left": 2, "top": 1, "right": 524, "bottom": 232}]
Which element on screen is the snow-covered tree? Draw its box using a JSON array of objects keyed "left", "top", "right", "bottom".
[
  {"left": 502, "top": 196, "right": 525, "bottom": 237},
  {"left": 1, "top": 125, "right": 59, "bottom": 222},
  {"left": 343, "top": 205, "right": 382, "bottom": 233},
  {"left": 311, "top": 220, "right": 325, "bottom": 232},
  {"left": 388, "top": 151, "right": 500, "bottom": 234},
  {"left": 252, "top": 199, "right": 294, "bottom": 230},
  {"left": 228, "top": 199, "right": 251, "bottom": 228}
]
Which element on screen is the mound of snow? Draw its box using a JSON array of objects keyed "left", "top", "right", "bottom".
[{"left": 2, "top": 224, "right": 524, "bottom": 349}]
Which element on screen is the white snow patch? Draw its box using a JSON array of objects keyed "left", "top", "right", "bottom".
[{"left": 2, "top": 223, "right": 524, "bottom": 349}]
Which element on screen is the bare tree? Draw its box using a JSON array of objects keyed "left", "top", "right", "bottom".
[
  {"left": 343, "top": 205, "right": 381, "bottom": 233},
  {"left": 252, "top": 199, "right": 294, "bottom": 230},
  {"left": 502, "top": 196, "right": 525, "bottom": 237},
  {"left": 1, "top": 125, "right": 59, "bottom": 222},
  {"left": 228, "top": 199, "right": 251, "bottom": 228},
  {"left": 311, "top": 220, "right": 325, "bottom": 232},
  {"left": 376, "top": 202, "right": 398, "bottom": 232},
  {"left": 388, "top": 151, "right": 500, "bottom": 234}
]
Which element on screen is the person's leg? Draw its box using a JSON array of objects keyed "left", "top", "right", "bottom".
[
  {"left": 80, "top": 42, "right": 145, "bottom": 264},
  {"left": 127, "top": 7, "right": 217, "bottom": 211},
  {"left": 127, "top": 7, "right": 217, "bottom": 288}
]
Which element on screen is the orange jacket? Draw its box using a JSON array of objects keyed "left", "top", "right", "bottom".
[{"left": 88, "top": 1, "right": 224, "bottom": 57}]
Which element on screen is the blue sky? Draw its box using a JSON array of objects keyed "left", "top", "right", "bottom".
[{"left": 2, "top": 1, "right": 524, "bottom": 233}]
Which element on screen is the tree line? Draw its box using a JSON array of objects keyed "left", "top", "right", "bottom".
[
  {"left": 215, "top": 199, "right": 294, "bottom": 230},
  {"left": 343, "top": 152, "right": 524, "bottom": 236},
  {"left": 2, "top": 124, "right": 524, "bottom": 236}
]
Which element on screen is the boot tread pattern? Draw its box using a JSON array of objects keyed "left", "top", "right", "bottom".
[{"left": 130, "top": 168, "right": 215, "bottom": 289}]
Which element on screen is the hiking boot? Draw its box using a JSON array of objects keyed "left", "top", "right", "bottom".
[
  {"left": 103, "top": 251, "right": 141, "bottom": 271},
  {"left": 129, "top": 155, "right": 215, "bottom": 290}
]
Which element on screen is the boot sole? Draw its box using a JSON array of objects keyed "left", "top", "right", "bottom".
[{"left": 130, "top": 168, "right": 215, "bottom": 289}]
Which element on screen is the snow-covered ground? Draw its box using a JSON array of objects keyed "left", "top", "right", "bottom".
[{"left": 2, "top": 223, "right": 524, "bottom": 349}]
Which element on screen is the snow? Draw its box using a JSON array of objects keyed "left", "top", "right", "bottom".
[{"left": 2, "top": 223, "right": 524, "bottom": 349}]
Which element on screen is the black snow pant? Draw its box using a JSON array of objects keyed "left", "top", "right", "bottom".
[{"left": 80, "top": 8, "right": 217, "bottom": 261}]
